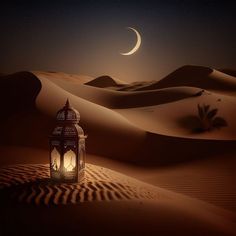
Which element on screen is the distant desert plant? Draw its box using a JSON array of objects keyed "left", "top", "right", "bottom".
[{"left": 196, "top": 104, "right": 227, "bottom": 131}]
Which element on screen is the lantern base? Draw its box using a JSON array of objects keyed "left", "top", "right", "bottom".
[{"left": 50, "top": 168, "right": 85, "bottom": 183}]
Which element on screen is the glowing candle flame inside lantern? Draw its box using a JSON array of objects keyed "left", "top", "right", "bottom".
[{"left": 64, "top": 150, "right": 76, "bottom": 172}]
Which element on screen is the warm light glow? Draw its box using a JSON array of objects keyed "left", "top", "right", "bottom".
[
  {"left": 51, "top": 147, "right": 60, "bottom": 171},
  {"left": 120, "top": 27, "right": 141, "bottom": 56},
  {"left": 64, "top": 150, "right": 76, "bottom": 171}
]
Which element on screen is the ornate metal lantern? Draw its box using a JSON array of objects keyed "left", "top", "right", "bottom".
[{"left": 49, "top": 99, "right": 86, "bottom": 182}]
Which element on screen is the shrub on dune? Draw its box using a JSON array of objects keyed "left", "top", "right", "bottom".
[{"left": 196, "top": 104, "right": 227, "bottom": 132}]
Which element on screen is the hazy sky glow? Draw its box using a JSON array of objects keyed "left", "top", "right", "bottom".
[{"left": 1, "top": 0, "right": 235, "bottom": 82}]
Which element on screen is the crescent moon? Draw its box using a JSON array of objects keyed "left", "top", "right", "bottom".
[{"left": 120, "top": 27, "right": 141, "bottom": 56}]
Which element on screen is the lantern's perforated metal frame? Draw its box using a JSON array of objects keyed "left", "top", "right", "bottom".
[{"left": 49, "top": 99, "right": 86, "bottom": 182}]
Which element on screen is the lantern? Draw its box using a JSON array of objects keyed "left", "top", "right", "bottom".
[{"left": 49, "top": 99, "right": 86, "bottom": 182}]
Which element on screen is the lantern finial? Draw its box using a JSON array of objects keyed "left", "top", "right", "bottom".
[{"left": 65, "top": 98, "right": 70, "bottom": 108}]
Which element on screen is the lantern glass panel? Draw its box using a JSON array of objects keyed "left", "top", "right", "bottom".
[
  {"left": 51, "top": 147, "right": 60, "bottom": 171},
  {"left": 64, "top": 149, "right": 76, "bottom": 172}
]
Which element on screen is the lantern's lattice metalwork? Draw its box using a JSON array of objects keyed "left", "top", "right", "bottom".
[{"left": 49, "top": 99, "right": 86, "bottom": 182}]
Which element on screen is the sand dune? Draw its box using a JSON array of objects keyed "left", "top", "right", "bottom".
[
  {"left": 0, "top": 71, "right": 41, "bottom": 114},
  {"left": 219, "top": 69, "right": 236, "bottom": 77},
  {"left": 1, "top": 65, "right": 236, "bottom": 235},
  {"left": 85, "top": 75, "right": 126, "bottom": 88},
  {"left": 129, "top": 65, "right": 236, "bottom": 95},
  {"left": 0, "top": 71, "right": 145, "bottom": 160},
  {"left": 43, "top": 78, "right": 204, "bottom": 108},
  {"left": 33, "top": 71, "right": 94, "bottom": 84},
  {"left": 0, "top": 146, "right": 235, "bottom": 213},
  {"left": 117, "top": 91, "right": 236, "bottom": 139},
  {"left": 34, "top": 68, "right": 236, "bottom": 140},
  {"left": 36, "top": 75, "right": 146, "bottom": 160},
  {"left": 86, "top": 153, "right": 236, "bottom": 212},
  {"left": 1, "top": 67, "right": 236, "bottom": 164},
  {"left": 0, "top": 163, "right": 235, "bottom": 236}
]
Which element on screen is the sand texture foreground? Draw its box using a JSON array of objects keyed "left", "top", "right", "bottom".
[
  {"left": 0, "top": 164, "right": 160, "bottom": 204},
  {"left": 0, "top": 164, "right": 236, "bottom": 236}
]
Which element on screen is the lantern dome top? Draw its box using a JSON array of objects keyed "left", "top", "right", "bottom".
[{"left": 56, "top": 99, "right": 80, "bottom": 124}]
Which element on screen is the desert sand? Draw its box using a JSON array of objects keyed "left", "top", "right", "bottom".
[
  {"left": 0, "top": 163, "right": 235, "bottom": 235},
  {"left": 0, "top": 65, "right": 236, "bottom": 235}
]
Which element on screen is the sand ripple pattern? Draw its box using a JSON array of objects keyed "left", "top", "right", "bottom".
[{"left": 0, "top": 164, "right": 159, "bottom": 205}]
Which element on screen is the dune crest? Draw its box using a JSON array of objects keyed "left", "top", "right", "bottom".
[
  {"left": 33, "top": 71, "right": 94, "bottom": 84},
  {"left": 219, "top": 69, "right": 236, "bottom": 77},
  {"left": 131, "top": 65, "right": 236, "bottom": 94},
  {"left": 85, "top": 75, "right": 127, "bottom": 88}
]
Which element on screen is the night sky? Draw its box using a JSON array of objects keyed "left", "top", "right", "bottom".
[{"left": 1, "top": 0, "right": 235, "bottom": 82}]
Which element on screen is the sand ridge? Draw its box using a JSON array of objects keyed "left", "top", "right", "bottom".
[
  {"left": 130, "top": 66, "right": 236, "bottom": 94},
  {"left": 0, "top": 164, "right": 162, "bottom": 205},
  {"left": 85, "top": 75, "right": 127, "bottom": 88}
]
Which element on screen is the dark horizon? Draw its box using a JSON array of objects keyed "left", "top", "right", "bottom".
[{"left": 1, "top": 0, "right": 235, "bottom": 82}]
